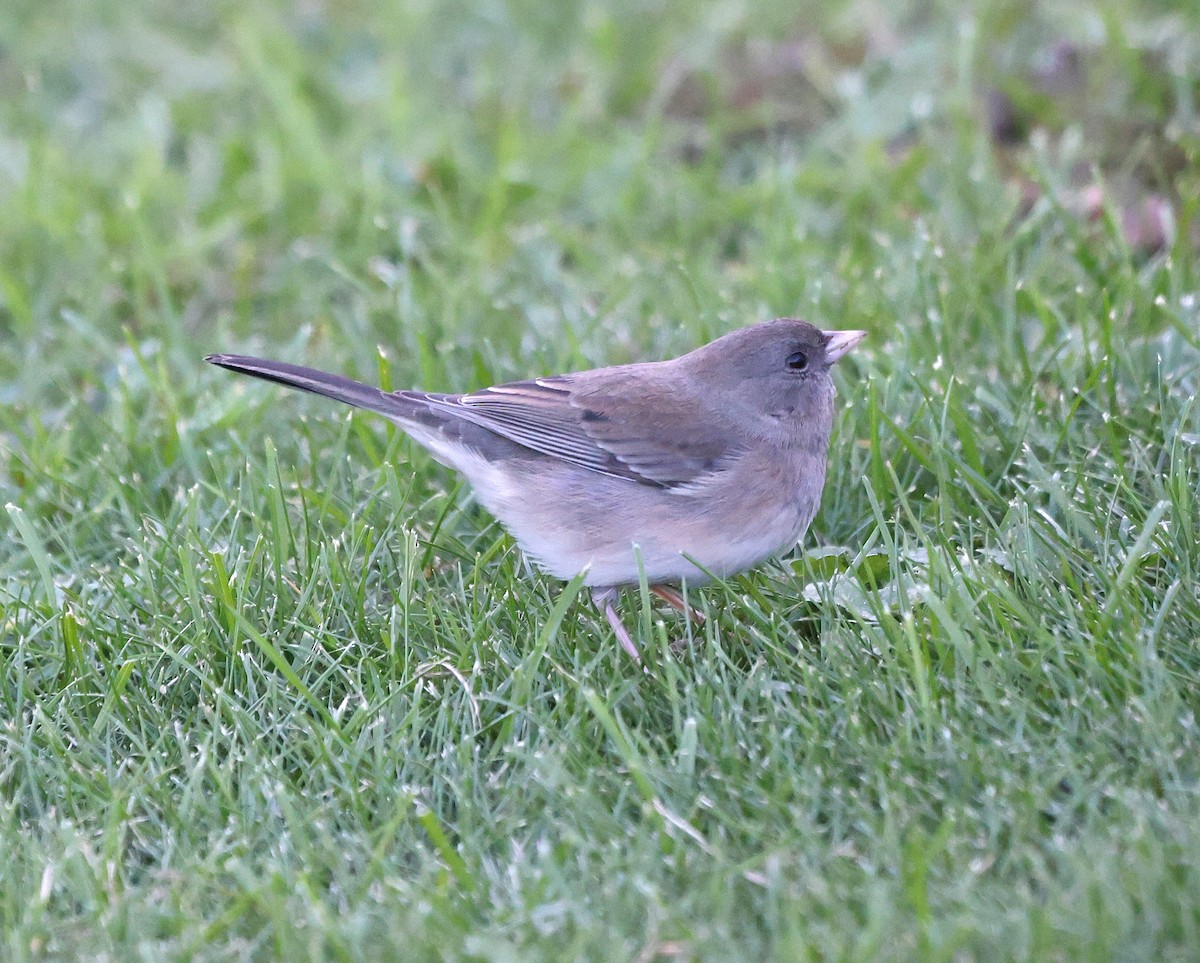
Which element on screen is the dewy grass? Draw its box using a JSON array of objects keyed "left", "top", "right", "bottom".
[{"left": 1, "top": 0, "right": 1199, "bottom": 959}]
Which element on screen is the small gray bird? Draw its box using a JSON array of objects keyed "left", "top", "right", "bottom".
[{"left": 207, "top": 319, "right": 864, "bottom": 658}]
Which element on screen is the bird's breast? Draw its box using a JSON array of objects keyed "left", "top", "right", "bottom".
[{"left": 455, "top": 445, "right": 828, "bottom": 588}]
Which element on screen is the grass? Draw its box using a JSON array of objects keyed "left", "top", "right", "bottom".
[{"left": 1, "top": 0, "right": 1199, "bottom": 959}]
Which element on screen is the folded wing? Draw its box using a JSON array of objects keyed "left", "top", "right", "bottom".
[{"left": 405, "top": 373, "right": 737, "bottom": 489}]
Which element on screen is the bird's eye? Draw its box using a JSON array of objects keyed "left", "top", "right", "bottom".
[{"left": 785, "top": 350, "right": 809, "bottom": 372}]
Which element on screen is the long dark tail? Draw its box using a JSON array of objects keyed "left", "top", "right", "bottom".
[{"left": 205, "top": 354, "right": 412, "bottom": 417}]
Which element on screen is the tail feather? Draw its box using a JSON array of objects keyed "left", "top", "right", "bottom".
[
  {"left": 206, "top": 352, "right": 536, "bottom": 467},
  {"left": 205, "top": 354, "right": 410, "bottom": 418}
]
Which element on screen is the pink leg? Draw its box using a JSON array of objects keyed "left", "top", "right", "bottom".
[
  {"left": 650, "top": 585, "right": 706, "bottom": 623},
  {"left": 593, "top": 588, "right": 641, "bottom": 661}
]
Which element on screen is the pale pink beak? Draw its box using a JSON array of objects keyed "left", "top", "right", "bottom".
[{"left": 823, "top": 329, "right": 867, "bottom": 362}]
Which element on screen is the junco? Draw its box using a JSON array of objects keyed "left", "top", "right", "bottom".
[{"left": 207, "top": 319, "right": 865, "bottom": 659}]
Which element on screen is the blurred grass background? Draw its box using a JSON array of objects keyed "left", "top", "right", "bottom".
[{"left": 1, "top": 0, "right": 1199, "bottom": 959}]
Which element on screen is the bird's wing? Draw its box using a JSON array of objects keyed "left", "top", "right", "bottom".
[{"left": 405, "top": 372, "right": 738, "bottom": 489}]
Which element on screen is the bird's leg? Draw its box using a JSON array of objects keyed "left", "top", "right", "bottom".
[
  {"left": 593, "top": 588, "right": 641, "bottom": 661},
  {"left": 650, "top": 585, "right": 706, "bottom": 624}
]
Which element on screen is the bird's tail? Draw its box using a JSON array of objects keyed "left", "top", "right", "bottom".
[{"left": 205, "top": 353, "right": 412, "bottom": 417}]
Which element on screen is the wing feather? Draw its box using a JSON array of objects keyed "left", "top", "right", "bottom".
[{"left": 405, "top": 373, "right": 737, "bottom": 488}]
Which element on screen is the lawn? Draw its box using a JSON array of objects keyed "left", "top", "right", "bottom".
[{"left": 1, "top": 0, "right": 1199, "bottom": 959}]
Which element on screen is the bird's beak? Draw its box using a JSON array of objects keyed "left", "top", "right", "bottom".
[{"left": 823, "top": 329, "right": 867, "bottom": 362}]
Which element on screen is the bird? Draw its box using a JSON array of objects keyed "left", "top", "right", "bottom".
[{"left": 206, "top": 319, "right": 865, "bottom": 659}]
